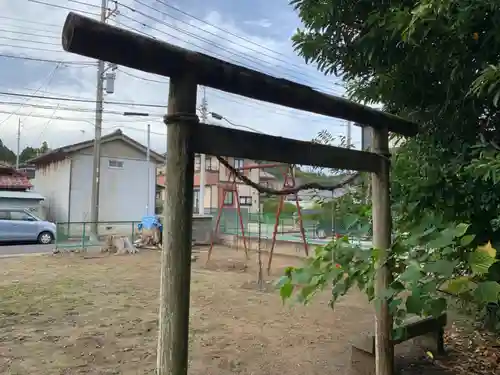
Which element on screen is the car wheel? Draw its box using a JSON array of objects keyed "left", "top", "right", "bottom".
[{"left": 37, "top": 231, "right": 54, "bottom": 245}]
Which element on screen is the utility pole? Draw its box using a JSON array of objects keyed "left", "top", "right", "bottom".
[
  {"left": 146, "top": 123, "right": 151, "bottom": 215},
  {"left": 90, "top": 0, "right": 110, "bottom": 237},
  {"left": 346, "top": 120, "right": 352, "bottom": 148},
  {"left": 198, "top": 87, "right": 208, "bottom": 216},
  {"left": 16, "top": 118, "right": 20, "bottom": 169}
]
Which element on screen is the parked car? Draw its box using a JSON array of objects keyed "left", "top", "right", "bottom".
[{"left": 0, "top": 208, "right": 56, "bottom": 244}]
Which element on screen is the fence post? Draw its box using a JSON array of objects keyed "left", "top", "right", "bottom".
[
  {"left": 371, "top": 126, "right": 394, "bottom": 375},
  {"left": 55, "top": 222, "right": 59, "bottom": 249},
  {"left": 157, "top": 72, "right": 197, "bottom": 375},
  {"left": 82, "top": 223, "right": 86, "bottom": 250}
]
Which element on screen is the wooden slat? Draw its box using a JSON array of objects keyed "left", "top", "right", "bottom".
[
  {"left": 184, "top": 121, "right": 382, "bottom": 173},
  {"left": 61, "top": 12, "right": 418, "bottom": 137}
]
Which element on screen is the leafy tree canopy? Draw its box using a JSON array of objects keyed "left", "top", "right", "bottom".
[
  {"left": 0, "top": 139, "right": 50, "bottom": 165},
  {"left": 280, "top": 0, "right": 500, "bottom": 328},
  {"left": 291, "top": 0, "right": 500, "bottom": 241}
]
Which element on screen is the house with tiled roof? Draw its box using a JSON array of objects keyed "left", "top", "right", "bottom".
[{"left": 0, "top": 162, "right": 45, "bottom": 210}]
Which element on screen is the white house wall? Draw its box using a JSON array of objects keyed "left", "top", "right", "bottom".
[
  {"left": 70, "top": 150, "right": 156, "bottom": 223},
  {"left": 33, "top": 159, "right": 71, "bottom": 222},
  {"left": 68, "top": 153, "right": 92, "bottom": 222}
]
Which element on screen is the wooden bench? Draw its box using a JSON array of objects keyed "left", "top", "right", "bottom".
[{"left": 349, "top": 314, "right": 446, "bottom": 375}]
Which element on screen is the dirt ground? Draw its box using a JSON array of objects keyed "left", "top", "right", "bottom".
[{"left": 0, "top": 246, "right": 374, "bottom": 375}]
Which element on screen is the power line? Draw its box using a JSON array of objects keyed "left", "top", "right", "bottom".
[
  {"left": 0, "top": 63, "right": 61, "bottom": 128},
  {"left": 27, "top": 0, "right": 100, "bottom": 17},
  {"left": 0, "top": 28, "right": 60, "bottom": 39},
  {"left": 0, "top": 53, "right": 93, "bottom": 65},
  {"left": 116, "top": 2, "right": 341, "bottom": 94},
  {"left": 68, "top": 0, "right": 101, "bottom": 9},
  {"left": 137, "top": 0, "right": 342, "bottom": 91},
  {"left": 0, "top": 25, "right": 61, "bottom": 35},
  {"left": 153, "top": 0, "right": 290, "bottom": 61},
  {"left": 0, "top": 36, "right": 59, "bottom": 46},
  {"left": 106, "top": 124, "right": 165, "bottom": 136},
  {"left": 120, "top": 69, "right": 168, "bottom": 84},
  {"left": 0, "top": 91, "right": 168, "bottom": 109},
  {"left": 152, "top": 0, "right": 344, "bottom": 91},
  {"left": 0, "top": 15, "right": 60, "bottom": 28},
  {"left": 0, "top": 100, "right": 164, "bottom": 116},
  {"left": 0, "top": 43, "right": 68, "bottom": 54},
  {"left": 0, "top": 109, "right": 158, "bottom": 123}
]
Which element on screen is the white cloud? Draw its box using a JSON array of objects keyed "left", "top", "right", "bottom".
[
  {"left": 243, "top": 19, "right": 273, "bottom": 28},
  {"left": 0, "top": 0, "right": 358, "bottom": 157}
]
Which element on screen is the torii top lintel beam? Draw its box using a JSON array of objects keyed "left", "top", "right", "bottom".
[{"left": 61, "top": 12, "right": 418, "bottom": 137}]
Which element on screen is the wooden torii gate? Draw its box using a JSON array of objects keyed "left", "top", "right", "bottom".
[{"left": 60, "top": 12, "right": 419, "bottom": 375}]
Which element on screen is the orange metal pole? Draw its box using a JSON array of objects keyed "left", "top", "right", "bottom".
[
  {"left": 233, "top": 184, "right": 249, "bottom": 259},
  {"left": 267, "top": 166, "right": 290, "bottom": 274},
  {"left": 289, "top": 165, "right": 309, "bottom": 256}
]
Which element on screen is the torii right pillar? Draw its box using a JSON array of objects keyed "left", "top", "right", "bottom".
[{"left": 371, "top": 125, "right": 394, "bottom": 375}]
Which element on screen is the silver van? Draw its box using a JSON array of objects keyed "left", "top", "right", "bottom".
[{"left": 0, "top": 209, "right": 56, "bottom": 244}]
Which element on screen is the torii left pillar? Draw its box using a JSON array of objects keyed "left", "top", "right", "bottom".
[{"left": 157, "top": 72, "right": 197, "bottom": 375}]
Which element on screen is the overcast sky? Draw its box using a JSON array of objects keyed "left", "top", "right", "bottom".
[{"left": 0, "top": 0, "right": 358, "bottom": 154}]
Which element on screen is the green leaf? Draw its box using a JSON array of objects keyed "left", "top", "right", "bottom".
[
  {"left": 299, "top": 284, "right": 318, "bottom": 304},
  {"left": 460, "top": 234, "right": 475, "bottom": 246},
  {"left": 454, "top": 223, "right": 470, "bottom": 237},
  {"left": 442, "top": 276, "right": 476, "bottom": 295},
  {"left": 428, "top": 297, "right": 447, "bottom": 317},
  {"left": 469, "top": 251, "right": 496, "bottom": 275},
  {"left": 389, "top": 298, "right": 403, "bottom": 314},
  {"left": 291, "top": 269, "right": 312, "bottom": 285},
  {"left": 426, "top": 228, "right": 456, "bottom": 249},
  {"left": 380, "top": 287, "right": 398, "bottom": 300},
  {"left": 473, "top": 281, "right": 500, "bottom": 303},
  {"left": 406, "top": 293, "right": 424, "bottom": 314},
  {"left": 275, "top": 276, "right": 290, "bottom": 289},
  {"left": 280, "top": 283, "right": 294, "bottom": 302},
  {"left": 399, "top": 264, "right": 423, "bottom": 283},
  {"left": 493, "top": 89, "right": 500, "bottom": 107},
  {"left": 423, "top": 260, "right": 457, "bottom": 278}
]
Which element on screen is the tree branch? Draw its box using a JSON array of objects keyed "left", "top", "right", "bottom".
[{"left": 216, "top": 156, "right": 360, "bottom": 196}]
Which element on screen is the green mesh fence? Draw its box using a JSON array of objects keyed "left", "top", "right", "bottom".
[
  {"left": 208, "top": 207, "right": 371, "bottom": 245},
  {"left": 55, "top": 221, "right": 140, "bottom": 250}
]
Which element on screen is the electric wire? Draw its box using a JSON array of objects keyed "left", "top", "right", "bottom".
[
  {"left": 0, "top": 36, "right": 60, "bottom": 46},
  {"left": 0, "top": 91, "right": 169, "bottom": 109},
  {"left": 136, "top": 0, "right": 343, "bottom": 91},
  {"left": 115, "top": 1, "right": 341, "bottom": 94},
  {"left": 0, "top": 101, "right": 165, "bottom": 116},
  {"left": 9, "top": 0, "right": 347, "bottom": 134},
  {"left": 0, "top": 63, "right": 61, "bottom": 127},
  {"left": 0, "top": 53, "right": 93, "bottom": 65},
  {"left": 27, "top": 0, "right": 100, "bottom": 17},
  {"left": 0, "top": 15, "right": 60, "bottom": 28}
]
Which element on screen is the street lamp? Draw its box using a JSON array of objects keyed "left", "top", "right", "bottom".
[{"left": 209, "top": 112, "right": 265, "bottom": 134}]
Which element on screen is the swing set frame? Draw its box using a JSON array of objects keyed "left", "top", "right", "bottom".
[{"left": 206, "top": 161, "right": 309, "bottom": 270}]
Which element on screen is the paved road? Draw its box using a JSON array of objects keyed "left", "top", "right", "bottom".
[{"left": 0, "top": 243, "right": 54, "bottom": 256}]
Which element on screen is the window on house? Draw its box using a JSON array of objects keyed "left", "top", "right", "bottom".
[
  {"left": 239, "top": 196, "right": 252, "bottom": 206},
  {"left": 233, "top": 158, "right": 244, "bottom": 169},
  {"left": 205, "top": 156, "right": 216, "bottom": 171},
  {"left": 193, "top": 189, "right": 200, "bottom": 212},
  {"left": 108, "top": 159, "right": 124, "bottom": 169},
  {"left": 223, "top": 191, "right": 234, "bottom": 205},
  {"left": 194, "top": 155, "right": 201, "bottom": 171}
]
